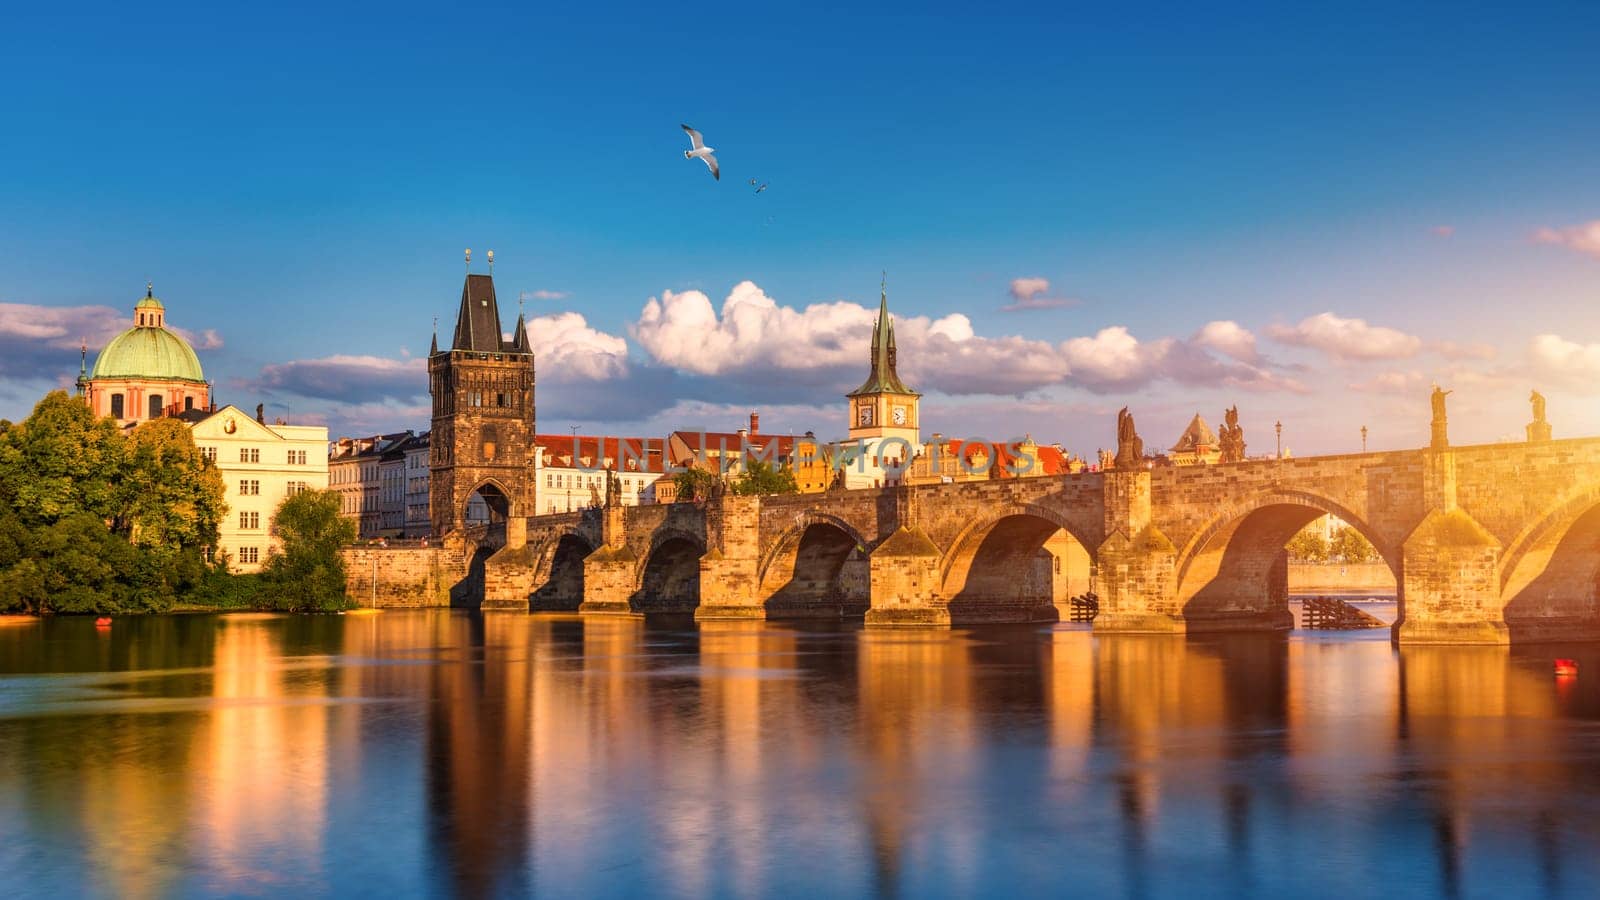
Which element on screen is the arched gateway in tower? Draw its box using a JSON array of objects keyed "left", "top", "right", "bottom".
[{"left": 429, "top": 265, "right": 536, "bottom": 538}]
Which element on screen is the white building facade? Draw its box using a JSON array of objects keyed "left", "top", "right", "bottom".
[{"left": 187, "top": 405, "right": 329, "bottom": 573}]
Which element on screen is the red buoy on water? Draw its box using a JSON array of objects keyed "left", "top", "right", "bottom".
[
  {"left": 94, "top": 616, "right": 111, "bottom": 628},
  {"left": 1555, "top": 658, "right": 1578, "bottom": 677}
]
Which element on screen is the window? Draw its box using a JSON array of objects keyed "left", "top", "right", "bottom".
[
  {"left": 148, "top": 395, "right": 163, "bottom": 420},
  {"left": 201, "top": 446, "right": 217, "bottom": 462},
  {"left": 110, "top": 393, "right": 125, "bottom": 418},
  {"left": 185, "top": 397, "right": 194, "bottom": 411},
  {"left": 240, "top": 448, "right": 260, "bottom": 463},
  {"left": 239, "top": 547, "right": 260, "bottom": 564},
  {"left": 239, "top": 479, "right": 260, "bottom": 496},
  {"left": 288, "top": 450, "right": 307, "bottom": 465},
  {"left": 240, "top": 511, "right": 260, "bottom": 529}
]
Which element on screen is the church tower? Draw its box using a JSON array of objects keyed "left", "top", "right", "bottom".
[
  {"left": 845, "top": 280, "right": 921, "bottom": 484},
  {"left": 429, "top": 253, "right": 536, "bottom": 539}
]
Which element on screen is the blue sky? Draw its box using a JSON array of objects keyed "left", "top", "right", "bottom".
[{"left": 3, "top": 2, "right": 1599, "bottom": 455}]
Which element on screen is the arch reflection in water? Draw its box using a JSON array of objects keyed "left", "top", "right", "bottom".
[{"left": 2, "top": 612, "right": 1600, "bottom": 896}]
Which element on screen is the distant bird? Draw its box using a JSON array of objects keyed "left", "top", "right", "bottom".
[
  {"left": 680, "top": 124, "right": 719, "bottom": 180},
  {"left": 749, "top": 178, "right": 769, "bottom": 194}
]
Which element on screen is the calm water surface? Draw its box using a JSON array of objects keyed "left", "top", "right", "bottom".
[{"left": 2, "top": 609, "right": 1599, "bottom": 899}]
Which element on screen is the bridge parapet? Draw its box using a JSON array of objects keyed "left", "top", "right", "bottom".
[{"left": 445, "top": 437, "right": 1600, "bottom": 643}]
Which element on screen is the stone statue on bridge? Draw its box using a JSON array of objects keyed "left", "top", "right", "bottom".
[
  {"left": 1114, "top": 407, "right": 1144, "bottom": 469},
  {"left": 1430, "top": 386, "right": 1452, "bottom": 449},
  {"left": 1218, "top": 405, "right": 1246, "bottom": 463},
  {"left": 1527, "top": 389, "right": 1552, "bottom": 442},
  {"left": 605, "top": 468, "right": 622, "bottom": 507}
]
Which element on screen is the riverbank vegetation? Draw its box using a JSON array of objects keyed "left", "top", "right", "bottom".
[{"left": 0, "top": 392, "right": 353, "bottom": 615}]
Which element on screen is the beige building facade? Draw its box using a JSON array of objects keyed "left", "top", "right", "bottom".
[{"left": 187, "top": 405, "right": 328, "bottom": 572}]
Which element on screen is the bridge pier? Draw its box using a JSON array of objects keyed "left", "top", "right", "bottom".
[
  {"left": 1395, "top": 507, "right": 1509, "bottom": 644},
  {"left": 579, "top": 503, "right": 641, "bottom": 615},
  {"left": 1092, "top": 470, "right": 1186, "bottom": 634},
  {"left": 697, "top": 495, "right": 766, "bottom": 620},
  {"left": 864, "top": 527, "right": 948, "bottom": 626}
]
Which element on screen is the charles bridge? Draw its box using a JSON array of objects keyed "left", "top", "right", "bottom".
[{"left": 347, "top": 434, "right": 1600, "bottom": 645}]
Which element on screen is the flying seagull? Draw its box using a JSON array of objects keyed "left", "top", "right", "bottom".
[
  {"left": 749, "top": 178, "right": 768, "bottom": 194},
  {"left": 680, "top": 124, "right": 719, "bottom": 180}
]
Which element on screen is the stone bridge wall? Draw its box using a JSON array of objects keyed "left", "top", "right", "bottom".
[
  {"left": 341, "top": 546, "right": 463, "bottom": 608},
  {"left": 448, "top": 437, "right": 1600, "bottom": 645}
]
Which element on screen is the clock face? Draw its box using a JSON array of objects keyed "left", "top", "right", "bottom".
[
  {"left": 892, "top": 406, "right": 907, "bottom": 425},
  {"left": 859, "top": 404, "right": 873, "bottom": 426}
]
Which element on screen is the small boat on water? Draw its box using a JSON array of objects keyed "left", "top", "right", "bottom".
[
  {"left": 94, "top": 616, "right": 112, "bottom": 628},
  {"left": 1555, "top": 658, "right": 1579, "bottom": 677}
]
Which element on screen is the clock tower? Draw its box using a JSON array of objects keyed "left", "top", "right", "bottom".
[{"left": 845, "top": 280, "right": 921, "bottom": 485}]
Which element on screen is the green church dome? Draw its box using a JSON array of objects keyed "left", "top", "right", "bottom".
[{"left": 90, "top": 318, "right": 205, "bottom": 383}]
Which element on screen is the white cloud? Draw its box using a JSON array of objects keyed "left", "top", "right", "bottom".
[
  {"left": 1532, "top": 221, "right": 1600, "bottom": 260},
  {"left": 633, "top": 281, "right": 1069, "bottom": 396},
  {"left": 526, "top": 311, "right": 628, "bottom": 381},
  {"left": 1530, "top": 333, "right": 1600, "bottom": 385},
  {"left": 632, "top": 280, "right": 1314, "bottom": 399},
  {"left": 525, "top": 289, "right": 569, "bottom": 301},
  {"left": 1266, "top": 312, "right": 1422, "bottom": 361},
  {"left": 1192, "top": 320, "right": 1259, "bottom": 363}
]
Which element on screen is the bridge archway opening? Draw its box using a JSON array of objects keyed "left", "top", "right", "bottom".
[
  {"left": 465, "top": 481, "right": 511, "bottom": 528},
  {"left": 761, "top": 521, "right": 869, "bottom": 618},
  {"left": 634, "top": 535, "right": 703, "bottom": 613},
  {"left": 1501, "top": 497, "right": 1600, "bottom": 640},
  {"left": 942, "top": 514, "right": 1092, "bottom": 625},
  {"left": 1178, "top": 502, "right": 1396, "bottom": 632},
  {"left": 530, "top": 533, "right": 593, "bottom": 612}
]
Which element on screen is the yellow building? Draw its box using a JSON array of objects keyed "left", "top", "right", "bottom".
[{"left": 187, "top": 405, "right": 329, "bottom": 572}]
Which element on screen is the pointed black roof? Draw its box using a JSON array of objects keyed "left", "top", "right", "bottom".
[
  {"left": 451, "top": 274, "right": 508, "bottom": 352},
  {"left": 511, "top": 313, "right": 531, "bottom": 353}
]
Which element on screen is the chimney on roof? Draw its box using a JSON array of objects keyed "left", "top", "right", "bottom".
[{"left": 750, "top": 411, "right": 759, "bottom": 434}]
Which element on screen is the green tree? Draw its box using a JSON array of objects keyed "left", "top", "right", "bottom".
[
  {"left": 672, "top": 466, "right": 721, "bottom": 502},
  {"left": 261, "top": 490, "right": 357, "bottom": 612},
  {"left": 1330, "top": 526, "right": 1378, "bottom": 563},
  {"left": 1286, "top": 525, "right": 1329, "bottom": 562},
  {"left": 0, "top": 511, "right": 158, "bottom": 614},
  {"left": 0, "top": 391, "right": 126, "bottom": 525},
  {"left": 731, "top": 459, "right": 799, "bottom": 496},
  {"left": 119, "top": 417, "right": 226, "bottom": 554}
]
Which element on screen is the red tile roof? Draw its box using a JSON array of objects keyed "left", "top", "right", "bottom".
[{"left": 534, "top": 434, "right": 668, "bottom": 473}]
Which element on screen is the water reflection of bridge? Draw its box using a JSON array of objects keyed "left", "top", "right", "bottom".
[
  {"left": 435, "top": 437, "right": 1600, "bottom": 645},
  {"left": 9, "top": 615, "right": 1599, "bottom": 895}
]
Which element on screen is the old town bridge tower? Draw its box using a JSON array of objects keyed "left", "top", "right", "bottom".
[{"left": 429, "top": 259, "right": 535, "bottom": 539}]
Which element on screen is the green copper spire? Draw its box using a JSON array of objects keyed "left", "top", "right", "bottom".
[{"left": 849, "top": 274, "right": 914, "bottom": 396}]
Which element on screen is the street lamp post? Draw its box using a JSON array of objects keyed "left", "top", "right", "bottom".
[{"left": 1275, "top": 420, "right": 1283, "bottom": 459}]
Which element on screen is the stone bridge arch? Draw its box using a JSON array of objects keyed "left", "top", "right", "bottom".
[
  {"left": 1498, "top": 481, "right": 1600, "bottom": 640},
  {"left": 1173, "top": 489, "right": 1398, "bottom": 632},
  {"left": 937, "top": 503, "right": 1099, "bottom": 625},
  {"left": 526, "top": 526, "right": 595, "bottom": 611},
  {"left": 756, "top": 513, "right": 873, "bottom": 618},
  {"left": 632, "top": 527, "right": 707, "bottom": 613}
]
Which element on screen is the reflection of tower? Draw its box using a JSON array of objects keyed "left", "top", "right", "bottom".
[
  {"left": 429, "top": 252, "right": 536, "bottom": 538},
  {"left": 424, "top": 613, "right": 533, "bottom": 898},
  {"left": 856, "top": 631, "right": 975, "bottom": 896}
]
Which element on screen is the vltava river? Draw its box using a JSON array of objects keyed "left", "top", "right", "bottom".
[{"left": 2, "top": 611, "right": 1598, "bottom": 899}]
